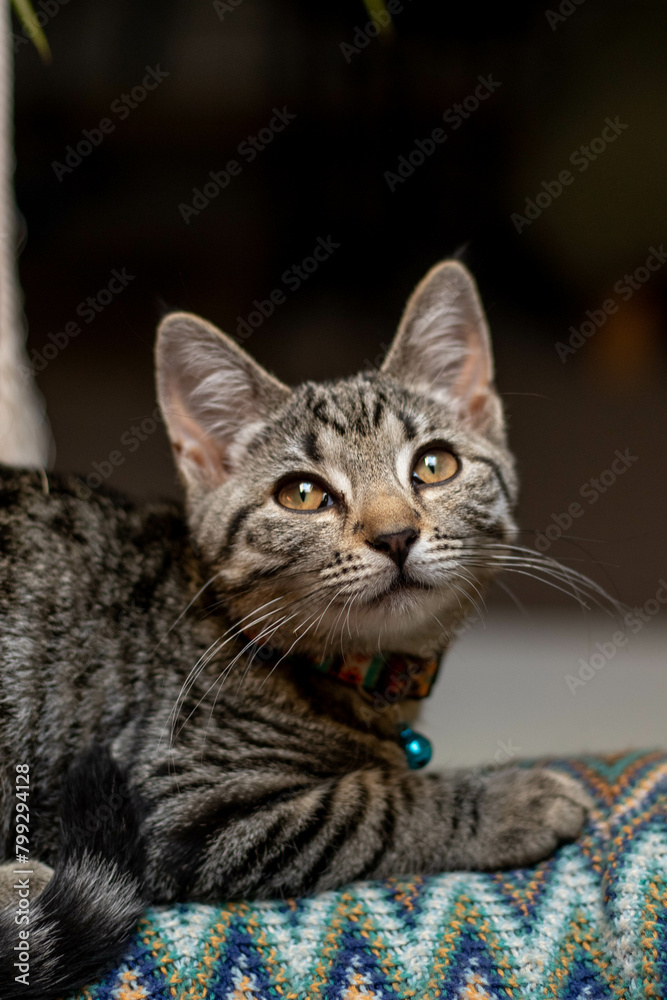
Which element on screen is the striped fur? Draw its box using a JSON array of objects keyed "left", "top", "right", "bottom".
[{"left": 0, "top": 261, "right": 589, "bottom": 996}]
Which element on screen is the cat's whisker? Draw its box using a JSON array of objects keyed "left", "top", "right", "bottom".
[
  {"left": 448, "top": 573, "right": 486, "bottom": 626},
  {"left": 477, "top": 539, "right": 618, "bottom": 577},
  {"left": 484, "top": 556, "right": 620, "bottom": 613},
  {"left": 492, "top": 577, "right": 529, "bottom": 616},
  {"left": 256, "top": 608, "right": 331, "bottom": 692},
  {"left": 325, "top": 592, "right": 355, "bottom": 658},
  {"left": 182, "top": 611, "right": 303, "bottom": 744},
  {"left": 292, "top": 605, "right": 326, "bottom": 637},
  {"left": 197, "top": 591, "right": 284, "bottom": 624},
  {"left": 451, "top": 565, "right": 488, "bottom": 614},
  {"left": 198, "top": 613, "right": 299, "bottom": 757},
  {"left": 339, "top": 591, "right": 369, "bottom": 653},
  {"left": 198, "top": 612, "right": 306, "bottom": 755},
  {"left": 317, "top": 587, "right": 353, "bottom": 658},
  {"left": 344, "top": 592, "right": 358, "bottom": 646},
  {"left": 427, "top": 609, "right": 450, "bottom": 646},
  {"left": 291, "top": 590, "right": 344, "bottom": 645},
  {"left": 270, "top": 589, "right": 341, "bottom": 665},
  {"left": 331, "top": 591, "right": 358, "bottom": 660},
  {"left": 451, "top": 540, "right": 626, "bottom": 617},
  {"left": 234, "top": 596, "right": 329, "bottom": 697},
  {"left": 460, "top": 559, "right": 597, "bottom": 612},
  {"left": 152, "top": 570, "right": 224, "bottom": 653},
  {"left": 193, "top": 584, "right": 334, "bottom": 721},
  {"left": 164, "top": 594, "right": 327, "bottom": 749},
  {"left": 168, "top": 582, "right": 335, "bottom": 741},
  {"left": 317, "top": 586, "right": 356, "bottom": 652},
  {"left": 445, "top": 579, "right": 464, "bottom": 613},
  {"left": 166, "top": 604, "right": 284, "bottom": 727},
  {"left": 162, "top": 595, "right": 292, "bottom": 742}
]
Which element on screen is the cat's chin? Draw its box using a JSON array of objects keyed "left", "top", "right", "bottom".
[
  {"left": 223, "top": 562, "right": 493, "bottom": 660},
  {"left": 366, "top": 574, "right": 433, "bottom": 605},
  {"left": 338, "top": 567, "right": 486, "bottom": 655},
  {"left": 346, "top": 585, "right": 472, "bottom": 657},
  {"left": 261, "top": 583, "right": 477, "bottom": 660}
]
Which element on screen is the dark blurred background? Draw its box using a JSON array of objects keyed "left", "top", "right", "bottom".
[{"left": 13, "top": 0, "right": 667, "bottom": 606}]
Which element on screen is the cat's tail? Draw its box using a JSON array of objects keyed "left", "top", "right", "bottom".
[{"left": 0, "top": 747, "right": 146, "bottom": 1000}]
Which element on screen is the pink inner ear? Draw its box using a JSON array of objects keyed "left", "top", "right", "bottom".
[
  {"left": 165, "top": 391, "right": 228, "bottom": 489},
  {"left": 468, "top": 392, "right": 490, "bottom": 419},
  {"left": 157, "top": 312, "right": 293, "bottom": 494},
  {"left": 450, "top": 329, "right": 490, "bottom": 402}
]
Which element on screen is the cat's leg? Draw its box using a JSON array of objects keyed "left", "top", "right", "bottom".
[
  {"left": 0, "top": 860, "right": 54, "bottom": 907},
  {"left": 143, "top": 764, "right": 590, "bottom": 901}
]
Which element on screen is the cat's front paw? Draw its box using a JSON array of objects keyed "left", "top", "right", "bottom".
[{"left": 475, "top": 767, "right": 591, "bottom": 869}]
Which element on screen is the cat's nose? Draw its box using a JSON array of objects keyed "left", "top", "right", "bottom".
[{"left": 368, "top": 527, "right": 419, "bottom": 570}]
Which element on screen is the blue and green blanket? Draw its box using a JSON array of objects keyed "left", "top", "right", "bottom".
[{"left": 65, "top": 750, "right": 667, "bottom": 999}]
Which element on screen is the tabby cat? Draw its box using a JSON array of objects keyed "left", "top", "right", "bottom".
[{"left": 0, "top": 261, "right": 590, "bottom": 999}]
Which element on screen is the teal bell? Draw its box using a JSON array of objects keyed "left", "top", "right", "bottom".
[{"left": 398, "top": 725, "right": 432, "bottom": 769}]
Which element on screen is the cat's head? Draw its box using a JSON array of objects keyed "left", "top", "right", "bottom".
[{"left": 156, "top": 260, "right": 517, "bottom": 658}]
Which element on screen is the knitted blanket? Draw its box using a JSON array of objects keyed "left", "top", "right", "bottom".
[{"left": 65, "top": 751, "right": 667, "bottom": 1000}]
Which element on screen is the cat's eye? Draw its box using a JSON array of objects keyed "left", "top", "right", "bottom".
[
  {"left": 412, "top": 448, "right": 459, "bottom": 486},
  {"left": 277, "top": 479, "right": 334, "bottom": 511}
]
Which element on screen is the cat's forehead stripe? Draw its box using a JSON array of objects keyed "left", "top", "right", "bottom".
[
  {"left": 397, "top": 411, "right": 418, "bottom": 441},
  {"left": 302, "top": 431, "right": 322, "bottom": 464},
  {"left": 294, "top": 378, "right": 426, "bottom": 444}
]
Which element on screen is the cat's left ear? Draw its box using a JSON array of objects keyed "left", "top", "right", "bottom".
[
  {"left": 381, "top": 260, "right": 502, "bottom": 433},
  {"left": 156, "top": 313, "right": 291, "bottom": 491}
]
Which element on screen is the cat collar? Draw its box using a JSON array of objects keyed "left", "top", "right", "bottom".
[
  {"left": 242, "top": 635, "right": 441, "bottom": 769},
  {"left": 310, "top": 650, "right": 442, "bottom": 702},
  {"left": 311, "top": 651, "right": 441, "bottom": 770}
]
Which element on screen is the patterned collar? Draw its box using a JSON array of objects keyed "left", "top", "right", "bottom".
[
  {"left": 311, "top": 650, "right": 442, "bottom": 701},
  {"left": 240, "top": 637, "right": 441, "bottom": 767},
  {"left": 242, "top": 629, "right": 443, "bottom": 702}
]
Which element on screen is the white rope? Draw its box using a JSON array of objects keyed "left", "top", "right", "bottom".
[{"left": 0, "top": 2, "right": 51, "bottom": 466}]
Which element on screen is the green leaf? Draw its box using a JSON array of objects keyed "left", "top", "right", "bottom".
[
  {"left": 11, "top": 0, "right": 52, "bottom": 63},
  {"left": 362, "top": 0, "right": 393, "bottom": 34}
]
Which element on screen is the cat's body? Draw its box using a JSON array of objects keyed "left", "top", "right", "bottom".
[
  {"left": 0, "top": 262, "right": 590, "bottom": 999},
  {"left": 0, "top": 464, "right": 432, "bottom": 899}
]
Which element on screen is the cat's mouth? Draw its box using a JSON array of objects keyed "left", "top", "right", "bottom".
[{"left": 366, "top": 571, "right": 433, "bottom": 606}]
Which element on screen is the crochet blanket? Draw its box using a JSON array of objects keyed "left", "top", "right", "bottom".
[{"left": 65, "top": 751, "right": 667, "bottom": 1000}]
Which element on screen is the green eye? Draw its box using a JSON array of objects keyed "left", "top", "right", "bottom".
[
  {"left": 412, "top": 449, "right": 459, "bottom": 486},
  {"left": 277, "top": 480, "right": 333, "bottom": 511}
]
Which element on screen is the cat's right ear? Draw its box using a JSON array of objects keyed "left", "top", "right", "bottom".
[
  {"left": 156, "top": 313, "right": 291, "bottom": 491},
  {"left": 381, "top": 260, "right": 502, "bottom": 434}
]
